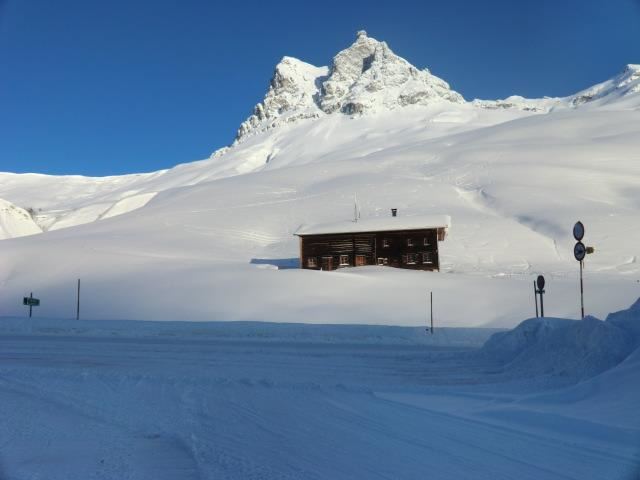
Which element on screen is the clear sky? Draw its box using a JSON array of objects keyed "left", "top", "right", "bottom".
[{"left": 1, "top": 0, "right": 639, "bottom": 176}]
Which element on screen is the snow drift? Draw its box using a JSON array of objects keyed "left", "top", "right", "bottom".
[{"left": 481, "top": 297, "right": 640, "bottom": 381}]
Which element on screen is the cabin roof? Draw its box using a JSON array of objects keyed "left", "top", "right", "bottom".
[{"left": 294, "top": 215, "right": 451, "bottom": 236}]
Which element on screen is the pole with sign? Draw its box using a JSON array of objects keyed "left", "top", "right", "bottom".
[
  {"left": 573, "top": 221, "right": 595, "bottom": 319},
  {"left": 22, "top": 293, "right": 40, "bottom": 318},
  {"left": 536, "top": 275, "right": 546, "bottom": 317}
]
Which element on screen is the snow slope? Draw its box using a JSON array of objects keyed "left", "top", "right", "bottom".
[{"left": 0, "top": 32, "right": 638, "bottom": 325}]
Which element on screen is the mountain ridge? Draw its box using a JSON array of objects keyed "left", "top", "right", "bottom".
[{"left": 0, "top": 32, "right": 638, "bottom": 240}]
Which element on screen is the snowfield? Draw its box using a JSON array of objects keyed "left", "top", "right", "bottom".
[{"left": 0, "top": 299, "right": 638, "bottom": 479}]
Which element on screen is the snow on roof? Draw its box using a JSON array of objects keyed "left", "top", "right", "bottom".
[{"left": 294, "top": 215, "right": 451, "bottom": 236}]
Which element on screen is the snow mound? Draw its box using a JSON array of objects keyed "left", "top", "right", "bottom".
[
  {"left": 472, "top": 95, "right": 561, "bottom": 113},
  {"left": 481, "top": 299, "right": 640, "bottom": 381},
  {"left": 605, "top": 297, "right": 640, "bottom": 340},
  {"left": 0, "top": 198, "right": 42, "bottom": 240}
]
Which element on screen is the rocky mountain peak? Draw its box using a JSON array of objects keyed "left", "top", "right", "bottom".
[
  {"left": 319, "top": 31, "right": 464, "bottom": 115},
  {"left": 234, "top": 31, "right": 464, "bottom": 143}
]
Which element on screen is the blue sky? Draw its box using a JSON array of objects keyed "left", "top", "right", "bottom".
[{"left": 1, "top": 0, "right": 638, "bottom": 176}]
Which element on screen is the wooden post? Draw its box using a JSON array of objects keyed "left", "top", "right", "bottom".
[
  {"left": 76, "top": 279, "right": 81, "bottom": 320},
  {"left": 29, "top": 292, "right": 33, "bottom": 318},
  {"left": 430, "top": 291, "right": 434, "bottom": 334}
]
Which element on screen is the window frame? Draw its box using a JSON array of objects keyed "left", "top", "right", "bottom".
[
  {"left": 406, "top": 253, "right": 418, "bottom": 264},
  {"left": 307, "top": 257, "right": 317, "bottom": 268},
  {"left": 339, "top": 254, "right": 350, "bottom": 266}
]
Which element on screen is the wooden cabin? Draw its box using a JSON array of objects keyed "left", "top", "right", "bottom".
[{"left": 294, "top": 212, "right": 450, "bottom": 271}]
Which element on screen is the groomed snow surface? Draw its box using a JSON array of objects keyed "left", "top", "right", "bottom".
[{"left": 0, "top": 299, "right": 639, "bottom": 479}]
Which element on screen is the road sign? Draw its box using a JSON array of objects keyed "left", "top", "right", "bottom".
[
  {"left": 574, "top": 241, "right": 586, "bottom": 261},
  {"left": 23, "top": 297, "right": 40, "bottom": 306},
  {"left": 23, "top": 293, "right": 40, "bottom": 318},
  {"left": 573, "top": 221, "right": 585, "bottom": 241},
  {"left": 536, "top": 275, "right": 545, "bottom": 290}
]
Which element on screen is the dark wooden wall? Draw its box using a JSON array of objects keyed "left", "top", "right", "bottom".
[{"left": 299, "top": 228, "right": 442, "bottom": 271}]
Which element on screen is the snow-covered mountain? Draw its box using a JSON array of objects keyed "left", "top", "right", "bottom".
[
  {"left": 235, "top": 31, "right": 464, "bottom": 143},
  {"left": 0, "top": 32, "right": 638, "bottom": 325}
]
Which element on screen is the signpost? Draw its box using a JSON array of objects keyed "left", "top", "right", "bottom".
[
  {"left": 22, "top": 293, "right": 40, "bottom": 318},
  {"left": 536, "top": 275, "right": 546, "bottom": 317},
  {"left": 573, "top": 221, "right": 594, "bottom": 319}
]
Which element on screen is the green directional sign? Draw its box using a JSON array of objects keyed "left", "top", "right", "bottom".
[{"left": 23, "top": 297, "right": 40, "bottom": 306}]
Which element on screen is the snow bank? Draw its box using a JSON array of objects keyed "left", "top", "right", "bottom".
[{"left": 481, "top": 298, "right": 640, "bottom": 381}]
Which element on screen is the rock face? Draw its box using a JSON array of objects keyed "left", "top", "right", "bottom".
[
  {"left": 234, "top": 31, "right": 464, "bottom": 143},
  {"left": 235, "top": 57, "right": 328, "bottom": 142},
  {"left": 320, "top": 30, "right": 464, "bottom": 115}
]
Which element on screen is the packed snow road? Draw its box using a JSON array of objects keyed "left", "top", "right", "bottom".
[{"left": 0, "top": 323, "right": 637, "bottom": 480}]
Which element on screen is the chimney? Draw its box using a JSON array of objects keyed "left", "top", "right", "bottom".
[{"left": 391, "top": 208, "right": 397, "bottom": 217}]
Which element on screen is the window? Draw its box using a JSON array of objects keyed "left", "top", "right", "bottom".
[
  {"left": 307, "top": 257, "right": 317, "bottom": 268},
  {"left": 377, "top": 257, "right": 388, "bottom": 265},
  {"left": 383, "top": 238, "right": 390, "bottom": 248},
  {"left": 423, "top": 237, "right": 430, "bottom": 246},
  {"left": 422, "top": 252, "right": 433, "bottom": 264},
  {"left": 406, "top": 253, "right": 417, "bottom": 264},
  {"left": 407, "top": 238, "right": 414, "bottom": 247},
  {"left": 339, "top": 255, "right": 350, "bottom": 266}
]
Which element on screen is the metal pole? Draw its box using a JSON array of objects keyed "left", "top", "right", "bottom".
[
  {"left": 539, "top": 289, "right": 544, "bottom": 318},
  {"left": 580, "top": 260, "right": 584, "bottom": 319},
  {"left": 533, "top": 280, "right": 539, "bottom": 318},
  {"left": 29, "top": 292, "right": 33, "bottom": 318},
  {"left": 76, "top": 279, "right": 81, "bottom": 320},
  {"left": 430, "top": 291, "right": 433, "bottom": 334}
]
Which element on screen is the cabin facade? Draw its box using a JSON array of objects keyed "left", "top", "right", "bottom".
[{"left": 294, "top": 213, "right": 450, "bottom": 271}]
